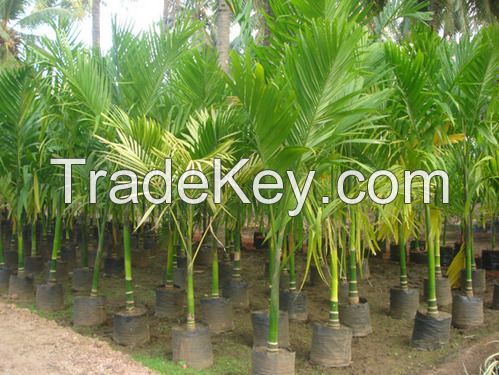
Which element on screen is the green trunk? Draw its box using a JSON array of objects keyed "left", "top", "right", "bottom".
[
  {"left": 288, "top": 234, "right": 296, "bottom": 291},
  {"left": 90, "top": 207, "right": 108, "bottom": 297},
  {"left": 41, "top": 210, "right": 47, "bottom": 240},
  {"left": 268, "top": 242, "right": 274, "bottom": 288},
  {"left": 123, "top": 206, "right": 135, "bottom": 310},
  {"left": 425, "top": 205, "right": 438, "bottom": 315},
  {"left": 348, "top": 210, "right": 359, "bottom": 304},
  {"left": 267, "top": 227, "right": 283, "bottom": 350},
  {"left": 31, "top": 220, "right": 37, "bottom": 257},
  {"left": 211, "top": 229, "right": 219, "bottom": 297},
  {"left": 48, "top": 202, "right": 63, "bottom": 283},
  {"left": 329, "top": 230, "right": 340, "bottom": 327},
  {"left": 434, "top": 228, "right": 442, "bottom": 278},
  {"left": 399, "top": 220, "right": 408, "bottom": 289},
  {"left": 233, "top": 219, "right": 241, "bottom": 279},
  {"left": 492, "top": 216, "right": 496, "bottom": 249},
  {"left": 186, "top": 206, "right": 196, "bottom": 330},
  {"left": 81, "top": 209, "right": 89, "bottom": 268},
  {"left": 442, "top": 215, "right": 447, "bottom": 246},
  {"left": 17, "top": 221, "right": 25, "bottom": 273},
  {"left": 0, "top": 219, "right": 4, "bottom": 266},
  {"left": 164, "top": 223, "right": 174, "bottom": 287}
]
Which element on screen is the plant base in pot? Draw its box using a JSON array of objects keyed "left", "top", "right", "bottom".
[
  {"left": 103, "top": 257, "right": 124, "bottom": 277},
  {"left": 223, "top": 278, "right": 250, "bottom": 309},
  {"left": 411, "top": 309, "right": 451, "bottom": 350},
  {"left": 112, "top": 306, "right": 150, "bottom": 346},
  {"left": 251, "top": 346, "right": 295, "bottom": 375},
  {"left": 172, "top": 324, "right": 213, "bottom": 370},
  {"left": 72, "top": 267, "right": 92, "bottom": 292},
  {"left": 389, "top": 286, "right": 419, "bottom": 319},
  {"left": 492, "top": 281, "right": 499, "bottom": 310},
  {"left": 73, "top": 295, "right": 107, "bottom": 326},
  {"left": 251, "top": 310, "right": 290, "bottom": 348},
  {"left": 424, "top": 277, "right": 452, "bottom": 307},
  {"left": 0, "top": 267, "right": 12, "bottom": 294},
  {"left": 451, "top": 293, "right": 484, "bottom": 328},
  {"left": 4, "top": 251, "right": 18, "bottom": 271},
  {"left": 310, "top": 323, "right": 351, "bottom": 368},
  {"left": 279, "top": 290, "right": 308, "bottom": 321},
  {"left": 459, "top": 269, "right": 486, "bottom": 294},
  {"left": 173, "top": 267, "right": 186, "bottom": 289},
  {"left": 36, "top": 282, "right": 64, "bottom": 311},
  {"left": 24, "top": 256, "right": 45, "bottom": 273},
  {"left": 339, "top": 298, "right": 372, "bottom": 337},
  {"left": 200, "top": 296, "right": 234, "bottom": 333},
  {"left": 8, "top": 273, "right": 34, "bottom": 301},
  {"left": 155, "top": 285, "right": 184, "bottom": 319}
]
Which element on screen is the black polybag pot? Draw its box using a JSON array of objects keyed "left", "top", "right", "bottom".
[
  {"left": 223, "top": 278, "right": 250, "bottom": 308},
  {"left": 310, "top": 323, "right": 352, "bottom": 368},
  {"left": 73, "top": 295, "right": 107, "bottom": 326},
  {"left": 493, "top": 282, "right": 499, "bottom": 310},
  {"left": 279, "top": 290, "right": 308, "bottom": 321},
  {"left": 155, "top": 285, "right": 184, "bottom": 319},
  {"left": 423, "top": 277, "right": 452, "bottom": 307},
  {"left": 389, "top": 286, "right": 419, "bottom": 319},
  {"left": 451, "top": 293, "right": 484, "bottom": 329},
  {"left": 251, "top": 310, "right": 290, "bottom": 348},
  {"left": 103, "top": 257, "right": 124, "bottom": 277},
  {"left": 200, "top": 296, "right": 234, "bottom": 333},
  {"left": 24, "top": 256, "right": 45, "bottom": 273},
  {"left": 339, "top": 298, "right": 372, "bottom": 337},
  {"left": 112, "top": 307, "right": 150, "bottom": 346},
  {"left": 411, "top": 310, "right": 451, "bottom": 350},
  {"left": 459, "top": 268, "right": 486, "bottom": 294},
  {"left": 36, "top": 282, "right": 64, "bottom": 311},
  {"left": 0, "top": 267, "right": 12, "bottom": 294},
  {"left": 251, "top": 347, "right": 295, "bottom": 375},
  {"left": 72, "top": 267, "right": 92, "bottom": 292},
  {"left": 8, "top": 273, "right": 34, "bottom": 301},
  {"left": 172, "top": 324, "right": 213, "bottom": 370},
  {"left": 482, "top": 250, "right": 499, "bottom": 270},
  {"left": 173, "top": 266, "right": 186, "bottom": 289}
]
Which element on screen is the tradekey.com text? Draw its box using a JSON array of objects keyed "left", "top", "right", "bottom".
[{"left": 51, "top": 158, "right": 449, "bottom": 217}]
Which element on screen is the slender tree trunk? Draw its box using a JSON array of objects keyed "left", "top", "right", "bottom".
[
  {"left": 425, "top": 205, "right": 438, "bottom": 316},
  {"left": 186, "top": 205, "right": 196, "bottom": 330},
  {"left": 211, "top": 226, "right": 219, "bottom": 297},
  {"left": 0, "top": 219, "right": 4, "bottom": 267},
  {"left": 348, "top": 209, "right": 359, "bottom": 304},
  {"left": 217, "top": 0, "right": 231, "bottom": 73},
  {"left": 329, "top": 221, "right": 340, "bottom": 327},
  {"left": 164, "top": 222, "right": 174, "bottom": 287},
  {"left": 399, "top": 219, "right": 408, "bottom": 289},
  {"left": 92, "top": 0, "right": 101, "bottom": 50},
  {"left": 90, "top": 207, "right": 108, "bottom": 297},
  {"left": 48, "top": 199, "right": 63, "bottom": 283},
  {"left": 31, "top": 220, "right": 37, "bottom": 257},
  {"left": 123, "top": 206, "right": 135, "bottom": 310}
]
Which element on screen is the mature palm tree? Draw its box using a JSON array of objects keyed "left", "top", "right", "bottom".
[{"left": 0, "top": 0, "right": 82, "bottom": 66}]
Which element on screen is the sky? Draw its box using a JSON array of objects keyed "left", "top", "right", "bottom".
[
  {"left": 29, "top": 1, "right": 238, "bottom": 51},
  {"left": 31, "top": 0, "right": 165, "bottom": 51}
]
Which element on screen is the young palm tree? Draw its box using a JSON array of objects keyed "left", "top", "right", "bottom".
[{"left": 0, "top": 66, "right": 46, "bottom": 300}]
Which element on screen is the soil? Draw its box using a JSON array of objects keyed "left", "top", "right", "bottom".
[
  {"left": 0, "top": 226, "right": 498, "bottom": 374},
  {"left": 0, "top": 302, "right": 154, "bottom": 375}
]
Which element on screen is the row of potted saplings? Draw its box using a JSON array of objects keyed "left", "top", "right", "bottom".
[{"left": 0, "top": 217, "right": 498, "bottom": 372}]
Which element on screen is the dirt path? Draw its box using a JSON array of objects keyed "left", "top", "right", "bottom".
[{"left": 0, "top": 302, "right": 155, "bottom": 375}]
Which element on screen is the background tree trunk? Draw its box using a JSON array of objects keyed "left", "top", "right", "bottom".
[
  {"left": 92, "top": 0, "right": 101, "bottom": 50},
  {"left": 216, "top": 0, "right": 231, "bottom": 73}
]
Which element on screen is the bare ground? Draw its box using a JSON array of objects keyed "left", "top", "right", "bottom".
[{"left": 0, "top": 302, "right": 155, "bottom": 375}]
